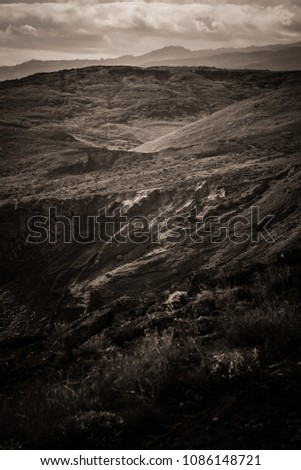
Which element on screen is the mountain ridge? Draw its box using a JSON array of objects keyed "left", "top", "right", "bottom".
[{"left": 1, "top": 41, "right": 301, "bottom": 82}]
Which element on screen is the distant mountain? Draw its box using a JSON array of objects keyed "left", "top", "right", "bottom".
[
  {"left": 146, "top": 46, "right": 301, "bottom": 70},
  {"left": 1, "top": 42, "right": 300, "bottom": 81},
  {"left": 0, "top": 59, "right": 106, "bottom": 82}
]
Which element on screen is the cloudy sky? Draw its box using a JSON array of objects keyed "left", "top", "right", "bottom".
[{"left": 0, "top": 0, "right": 300, "bottom": 65}]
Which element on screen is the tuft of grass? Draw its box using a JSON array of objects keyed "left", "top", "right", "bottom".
[{"left": 221, "top": 300, "right": 301, "bottom": 359}]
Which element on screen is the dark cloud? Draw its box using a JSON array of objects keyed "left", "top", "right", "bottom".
[{"left": 0, "top": 1, "right": 300, "bottom": 64}]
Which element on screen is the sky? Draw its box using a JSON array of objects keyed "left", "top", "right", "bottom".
[{"left": 0, "top": 0, "right": 300, "bottom": 65}]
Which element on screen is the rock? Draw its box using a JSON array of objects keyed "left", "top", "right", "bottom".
[{"left": 164, "top": 291, "right": 188, "bottom": 310}]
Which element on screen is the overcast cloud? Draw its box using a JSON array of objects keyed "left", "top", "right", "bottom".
[{"left": 0, "top": 0, "right": 300, "bottom": 65}]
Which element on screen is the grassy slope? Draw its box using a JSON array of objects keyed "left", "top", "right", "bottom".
[{"left": 134, "top": 78, "right": 301, "bottom": 153}]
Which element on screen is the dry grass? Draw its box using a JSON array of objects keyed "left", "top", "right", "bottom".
[{"left": 0, "top": 262, "right": 300, "bottom": 448}]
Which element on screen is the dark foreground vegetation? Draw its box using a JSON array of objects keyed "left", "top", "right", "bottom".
[{"left": 1, "top": 253, "right": 301, "bottom": 449}]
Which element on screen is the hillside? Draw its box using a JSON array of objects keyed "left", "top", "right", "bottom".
[
  {"left": 0, "top": 65, "right": 301, "bottom": 450},
  {"left": 134, "top": 78, "right": 301, "bottom": 153},
  {"left": 1, "top": 66, "right": 286, "bottom": 200}
]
